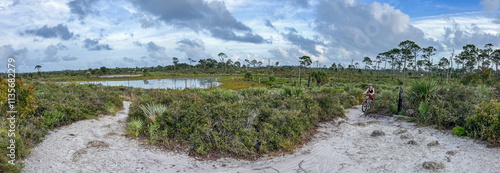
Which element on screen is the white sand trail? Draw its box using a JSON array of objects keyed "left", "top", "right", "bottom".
[{"left": 22, "top": 101, "right": 500, "bottom": 173}]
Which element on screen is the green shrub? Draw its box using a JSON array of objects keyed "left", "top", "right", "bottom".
[
  {"left": 465, "top": 100, "right": 500, "bottom": 146},
  {"left": 126, "top": 118, "right": 144, "bottom": 137},
  {"left": 128, "top": 88, "right": 353, "bottom": 158},
  {"left": 243, "top": 72, "right": 252, "bottom": 81},
  {"left": 406, "top": 80, "right": 439, "bottom": 108},
  {"left": 452, "top": 126, "right": 466, "bottom": 137},
  {"left": 268, "top": 75, "right": 276, "bottom": 82},
  {"left": 43, "top": 110, "right": 65, "bottom": 129}
]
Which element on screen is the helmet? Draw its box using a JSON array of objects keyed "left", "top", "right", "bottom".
[{"left": 368, "top": 83, "right": 373, "bottom": 86}]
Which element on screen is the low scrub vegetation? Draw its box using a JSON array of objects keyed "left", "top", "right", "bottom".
[
  {"left": 0, "top": 78, "right": 123, "bottom": 172},
  {"left": 127, "top": 87, "right": 356, "bottom": 158}
]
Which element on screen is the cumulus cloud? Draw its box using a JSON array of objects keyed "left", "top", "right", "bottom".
[
  {"left": 128, "top": 0, "right": 265, "bottom": 43},
  {"left": 146, "top": 41, "right": 167, "bottom": 60},
  {"left": 132, "top": 12, "right": 160, "bottom": 28},
  {"left": 264, "top": 19, "right": 276, "bottom": 30},
  {"left": 67, "top": 0, "right": 99, "bottom": 21},
  {"left": 494, "top": 14, "right": 500, "bottom": 24},
  {"left": 83, "top": 38, "right": 112, "bottom": 51},
  {"left": 480, "top": 0, "right": 500, "bottom": 13},
  {"left": 0, "top": 45, "right": 31, "bottom": 66},
  {"left": 21, "top": 24, "right": 75, "bottom": 40},
  {"left": 268, "top": 47, "right": 303, "bottom": 64},
  {"left": 133, "top": 41, "right": 143, "bottom": 47},
  {"left": 314, "top": 0, "right": 439, "bottom": 58},
  {"left": 282, "top": 27, "right": 324, "bottom": 56},
  {"left": 43, "top": 45, "right": 59, "bottom": 62},
  {"left": 441, "top": 19, "right": 500, "bottom": 49},
  {"left": 61, "top": 55, "right": 78, "bottom": 61},
  {"left": 176, "top": 39, "right": 210, "bottom": 59},
  {"left": 56, "top": 42, "right": 68, "bottom": 50},
  {"left": 123, "top": 57, "right": 136, "bottom": 63}
]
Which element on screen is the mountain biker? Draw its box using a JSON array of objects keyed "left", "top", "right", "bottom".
[{"left": 363, "top": 83, "right": 375, "bottom": 103}]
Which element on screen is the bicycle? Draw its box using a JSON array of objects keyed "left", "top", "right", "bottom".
[{"left": 361, "top": 94, "right": 373, "bottom": 114}]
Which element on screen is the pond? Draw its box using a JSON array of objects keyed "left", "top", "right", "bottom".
[
  {"left": 99, "top": 74, "right": 142, "bottom": 78},
  {"left": 59, "top": 77, "right": 220, "bottom": 90}
]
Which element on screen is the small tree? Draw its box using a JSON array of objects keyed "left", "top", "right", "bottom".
[
  {"left": 362, "top": 57, "right": 372, "bottom": 70},
  {"left": 311, "top": 70, "right": 329, "bottom": 86},
  {"left": 34, "top": 65, "right": 42, "bottom": 76},
  {"left": 243, "top": 72, "right": 252, "bottom": 81},
  {"left": 172, "top": 57, "right": 179, "bottom": 70}
]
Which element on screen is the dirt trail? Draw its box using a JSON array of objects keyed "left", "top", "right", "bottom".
[{"left": 23, "top": 101, "right": 500, "bottom": 173}]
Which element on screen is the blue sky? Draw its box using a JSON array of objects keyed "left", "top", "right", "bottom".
[{"left": 0, "top": 0, "right": 499, "bottom": 72}]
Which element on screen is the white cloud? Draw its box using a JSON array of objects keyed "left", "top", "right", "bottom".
[{"left": 481, "top": 0, "right": 500, "bottom": 13}]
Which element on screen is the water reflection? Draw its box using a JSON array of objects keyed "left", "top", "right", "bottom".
[{"left": 59, "top": 77, "right": 220, "bottom": 90}]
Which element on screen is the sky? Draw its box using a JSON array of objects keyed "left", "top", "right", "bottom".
[{"left": 1, "top": 0, "right": 500, "bottom": 73}]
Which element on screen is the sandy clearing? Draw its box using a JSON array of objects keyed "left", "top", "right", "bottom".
[{"left": 22, "top": 101, "right": 500, "bottom": 173}]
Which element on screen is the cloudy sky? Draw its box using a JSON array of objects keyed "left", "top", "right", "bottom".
[{"left": 1, "top": 0, "right": 500, "bottom": 72}]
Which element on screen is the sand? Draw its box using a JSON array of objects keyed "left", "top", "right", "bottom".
[{"left": 22, "top": 101, "right": 500, "bottom": 173}]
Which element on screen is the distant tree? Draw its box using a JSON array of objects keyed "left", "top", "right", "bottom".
[
  {"left": 234, "top": 61, "right": 241, "bottom": 68},
  {"left": 218, "top": 52, "right": 227, "bottom": 62},
  {"left": 362, "top": 57, "right": 372, "bottom": 70},
  {"left": 389, "top": 48, "right": 401, "bottom": 78},
  {"left": 399, "top": 40, "right": 417, "bottom": 83},
  {"left": 461, "top": 44, "right": 478, "bottom": 75},
  {"left": 410, "top": 44, "right": 421, "bottom": 72},
  {"left": 422, "top": 46, "right": 436, "bottom": 78},
  {"left": 354, "top": 62, "right": 359, "bottom": 69},
  {"left": 438, "top": 57, "right": 450, "bottom": 79},
  {"left": 257, "top": 61, "right": 263, "bottom": 68},
  {"left": 250, "top": 59, "right": 258, "bottom": 67},
  {"left": 330, "top": 63, "right": 337, "bottom": 70},
  {"left": 172, "top": 57, "right": 179, "bottom": 70},
  {"left": 491, "top": 49, "right": 500, "bottom": 78},
  {"left": 188, "top": 58, "right": 196, "bottom": 67},
  {"left": 100, "top": 66, "right": 107, "bottom": 74},
  {"left": 245, "top": 59, "right": 249, "bottom": 69},
  {"left": 206, "top": 59, "right": 217, "bottom": 68},
  {"left": 481, "top": 43, "right": 493, "bottom": 68},
  {"left": 299, "top": 56, "right": 312, "bottom": 87},
  {"left": 198, "top": 59, "right": 207, "bottom": 69},
  {"left": 275, "top": 61, "right": 279, "bottom": 67},
  {"left": 34, "top": 65, "right": 42, "bottom": 75}
]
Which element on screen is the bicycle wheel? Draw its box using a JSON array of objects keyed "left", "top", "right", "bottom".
[{"left": 362, "top": 100, "right": 368, "bottom": 112}]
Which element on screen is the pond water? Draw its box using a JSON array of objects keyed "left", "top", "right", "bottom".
[
  {"left": 99, "top": 74, "right": 142, "bottom": 78},
  {"left": 60, "top": 77, "right": 220, "bottom": 90}
]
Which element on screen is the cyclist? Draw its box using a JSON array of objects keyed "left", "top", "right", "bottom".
[{"left": 363, "top": 83, "right": 375, "bottom": 104}]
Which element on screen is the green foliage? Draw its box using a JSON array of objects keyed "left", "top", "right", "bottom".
[
  {"left": 126, "top": 118, "right": 144, "bottom": 137},
  {"left": 0, "top": 78, "right": 123, "bottom": 170},
  {"left": 406, "top": 80, "right": 439, "bottom": 108},
  {"left": 243, "top": 72, "right": 252, "bottom": 81},
  {"left": 128, "top": 87, "right": 354, "bottom": 158},
  {"left": 452, "top": 126, "right": 466, "bottom": 137},
  {"left": 268, "top": 75, "right": 276, "bottom": 82},
  {"left": 465, "top": 100, "right": 500, "bottom": 146},
  {"left": 311, "top": 70, "right": 329, "bottom": 86},
  {"left": 418, "top": 102, "right": 430, "bottom": 123},
  {"left": 139, "top": 103, "right": 168, "bottom": 122},
  {"left": 43, "top": 110, "right": 65, "bottom": 129}
]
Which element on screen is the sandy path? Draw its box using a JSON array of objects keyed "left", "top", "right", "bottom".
[{"left": 23, "top": 101, "right": 500, "bottom": 173}]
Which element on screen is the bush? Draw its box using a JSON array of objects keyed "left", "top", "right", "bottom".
[
  {"left": 243, "top": 72, "right": 252, "bottom": 81},
  {"left": 465, "top": 100, "right": 500, "bottom": 146},
  {"left": 452, "top": 126, "right": 466, "bottom": 137},
  {"left": 128, "top": 87, "right": 354, "bottom": 158}
]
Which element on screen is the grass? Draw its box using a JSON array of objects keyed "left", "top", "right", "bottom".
[{"left": 216, "top": 77, "right": 268, "bottom": 90}]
